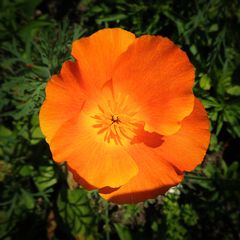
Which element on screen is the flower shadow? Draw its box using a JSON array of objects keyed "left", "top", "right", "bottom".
[{"left": 131, "top": 124, "right": 164, "bottom": 148}]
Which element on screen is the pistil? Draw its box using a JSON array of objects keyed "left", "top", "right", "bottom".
[{"left": 91, "top": 94, "right": 140, "bottom": 145}]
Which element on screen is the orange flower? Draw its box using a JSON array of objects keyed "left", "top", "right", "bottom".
[{"left": 39, "top": 28, "right": 210, "bottom": 204}]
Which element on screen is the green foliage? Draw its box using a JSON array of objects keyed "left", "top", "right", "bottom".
[
  {"left": 162, "top": 193, "right": 198, "bottom": 240},
  {"left": 183, "top": 159, "right": 240, "bottom": 240},
  {"left": 114, "top": 223, "right": 132, "bottom": 240},
  {"left": 57, "top": 188, "right": 96, "bottom": 238},
  {"left": 0, "top": 0, "right": 240, "bottom": 239}
]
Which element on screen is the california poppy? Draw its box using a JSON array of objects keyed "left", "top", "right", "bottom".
[{"left": 39, "top": 28, "right": 210, "bottom": 204}]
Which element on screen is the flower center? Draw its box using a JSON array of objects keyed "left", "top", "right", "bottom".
[
  {"left": 111, "top": 115, "right": 120, "bottom": 124},
  {"left": 91, "top": 93, "right": 140, "bottom": 146}
]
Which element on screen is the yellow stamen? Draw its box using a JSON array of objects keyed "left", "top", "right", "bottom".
[{"left": 91, "top": 93, "right": 140, "bottom": 146}]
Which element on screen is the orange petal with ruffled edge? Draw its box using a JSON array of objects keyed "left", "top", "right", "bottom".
[
  {"left": 112, "top": 35, "right": 195, "bottom": 136},
  {"left": 158, "top": 98, "right": 210, "bottom": 171},
  {"left": 68, "top": 167, "right": 119, "bottom": 194},
  {"left": 100, "top": 98, "right": 209, "bottom": 204},
  {"left": 49, "top": 111, "right": 138, "bottom": 189},
  {"left": 72, "top": 28, "right": 135, "bottom": 93},
  {"left": 39, "top": 61, "right": 85, "bottom": 143},
  {"left": 100, "top": 143, "right": 183, "bottom": 204}
]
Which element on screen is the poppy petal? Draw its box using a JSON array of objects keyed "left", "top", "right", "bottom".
[
  {"left": 39, "top": 61, "right": 85, "bottom": 143},
  {"left": 100, "top": 98, "right": 209, "bottom": 204},
  {"left": 112, "top": 35, "right": 195, "bottom": 136},
  {"left": 100, "top": 144, "right": 183, "bottom": 204},
  {"left": 50, "top": 111, "right": 138, "bottom": 189},
  {"left": 158, "top": 98, "right": 210, "bottom": 171},
  {"left": 71, "top": 28, "right": 135, "bottom": 92}
]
